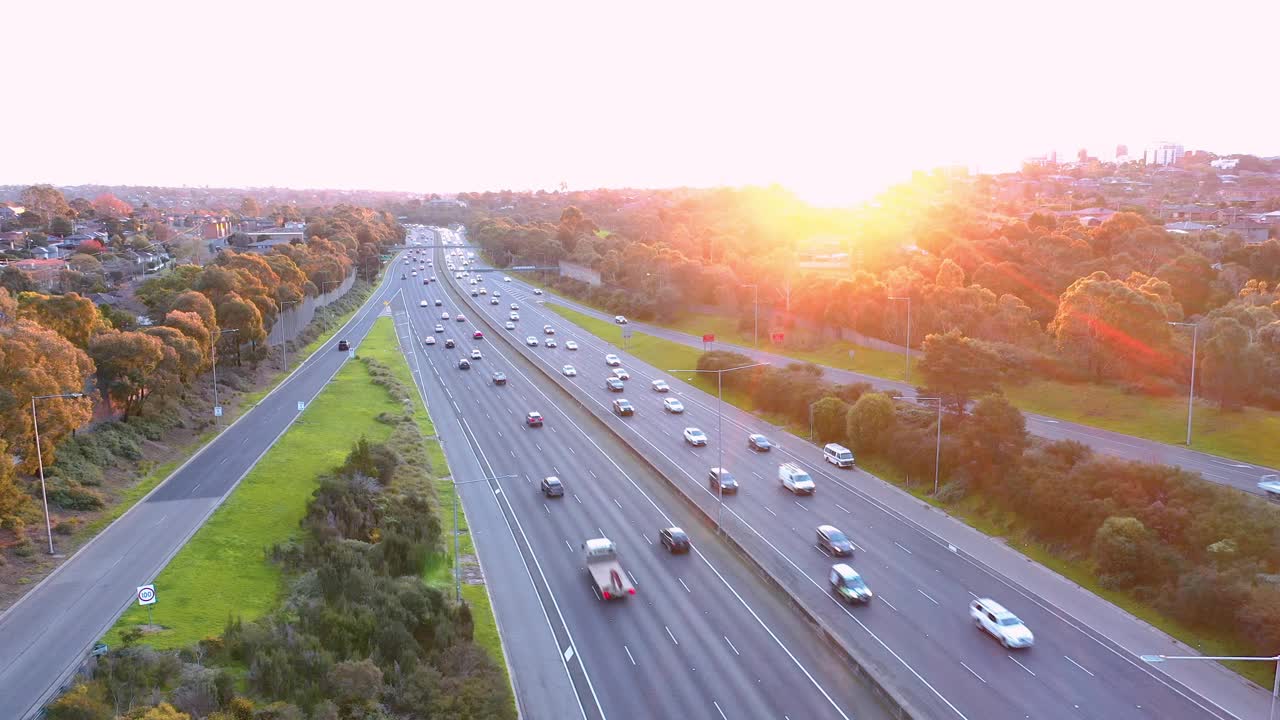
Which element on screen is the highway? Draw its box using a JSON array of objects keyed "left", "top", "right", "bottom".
[
  {"left": 435, "top": 225, "right": 1267, "bottom": 720},
  {"left": 532, "top": 278, "right": 1279, "bottom": 496},
  {"left": 392, "top": 228, "right": 890, "bottom": 720}
]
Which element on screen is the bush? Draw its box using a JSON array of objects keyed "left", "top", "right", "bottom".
[{"left": 48, "top": 481, "right": 105, "bottom": 511}]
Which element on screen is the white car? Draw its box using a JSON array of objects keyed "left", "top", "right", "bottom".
[
  {"left": 505, "top": 321, "right": 516, "bottom": 330},
  {"left": 565, "top": 340, "right": 578, "bottom": 351},
  {"left": 441, "top": 312, "right": 452, "bottom": 320},
  {"left": 509, "top": 312, "right": 520, "bottom": 321},
  {"left": 419, "top": 300, "right": 428, "bottom": 307},
  {"left": 454, "top": 314, "right": 466, "bottom": 322},
  {"left": 970, "top": 599, "right": 1034, "bottom": 648},
  {"left": 612, "top": 368, "right": 630, "bottom": 381},
  {"left": 526, "top": 336, "right": 539, "bottom": 347},
  {"left": 471, "top": 349, "right": 483, "bottom": 360},
  {"left": 424, "top": 336, "right": 436, "bottom": 346},
  {"left": 434, "top": 324, "right": 444, "bottom": 333},
  {"left": 533, "top": 288, "right": 543, "bottom": 295},
  {"left": 562, "top": 365, "right": 577, "bottom": 377},
  {"left": 651, "top": 380, "right": 670, "bottom": 392},
  {"left": 504, "top": 276, "right": 512, "bottom": 282},
  {"left": 543, "top": 325, "right": 555, "bottom": 335},
  {"left": 664, "top": 398, "right": 685, "bottom": 413},
  {"left": 510, "top": 303, "right": 520, "bottom": 310},
  {"left": 614, "top": 315, "right": 628, "bottom": 324},
  {"left": 493, "top": 291, "right": 501, "bottom": 297},
  {"left": 491, "top": 298, "right": 500, "bottom": 305},
  {"left": 479, "top": 288, "right": 487, "bottom": 295},
  {"left": 412, "top": 271, "right": 418, "bottom": 276},
  {"left": 605, "top": 354, "right": 621, "bottom": 367},
  {"left": 683, "top": 427, "right": 707, "bottom": 446},
  {"left": 544, "top": 338, "right": 557, "bottom": 348}
]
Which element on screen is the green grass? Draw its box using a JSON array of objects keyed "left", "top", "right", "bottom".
[
  {"left": 553, "top": 299, "right": 1275, "bottom": 688},
  {"left": 104, "top": 323, "right": 404, "bottom": 650}
]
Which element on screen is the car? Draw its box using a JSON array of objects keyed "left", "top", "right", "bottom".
[
  {"left": 435, "top": 299, "right": 442, "bottom": 306},
  {"left": 565, "top": 340, "right": 578, "bottom": 351},
  {"left": 605, "top": 354, "right": 621, "bottom": 366},
  {"left": 492, "top": 371, "right": 507, "bottom": 386},
  {"left": 444, "top": 339, "right": 455, "bottom": 348},
  {"left": 457, "top": 359, "right": 471, "bottom": 370},
  {"left": 505, "top": 321, "right": 516, "bottom": 330},
  {"left": 441, "top": 311, "right": 451, "bottom": 320},
  {"left": 543, "top": 325, "right": 555, "bottom": 335},
  {"left": 708, "top": 467, "right": 738, "bottom": 494},
  {"left": 663, "top": 398, "right": 685, "bottom": 413},
  {"left": 478, "top": 288, "right": 487, "bottom": 295},
  {"left": 651, "top": 379, "right": 670, "bottom": 392},
  {"left": 504, "top": 276, "right": 512, "bottom": 282},
  {"left": 747, "top": 433, "right": 773, "bottom": 452},
  {"left": 419, "top": 300, "right": 428, "bottom": 307},
  {"left": 526, "top": 411, "right": 544, "bottom": 427},
  {"left": 526, "top": 336, "right": 539, "bottom": 346},
  {"left": 401, "top": 274, "right": 406, "bottom": 280},
  {"left": 490, "top": 298, "right": 500, "bottom": 305},
  {"left": 614, "top": 315, "right": 628, "bottom": 324},
  {"left": 412, "top": 271, "right": 418, "bottom": 276},
  {"left": 337, "top": 340, "right": 350, "bottom": 351},
  {"left": 470, "top": 349, "right": 482, "bottom": 360},
  {"left": 816, "top": 525, "right": 854, "bottom": 556},
  {"left": 605, "top": 377, "right": 625, "bottom": 392},
  {"left": 434, "top": 324, "right": 444, "bottom": 333},
  {"left": 612, "top": 368, "right": 630, "bottom": 381},
  {"left": 424, "top": 336, "right": 436, "bottom": 346},
  {"left": 683, "top": 428, "right": 708, "bottom": 446},
  {"left": 423, "top": 279, "right": 429, "bottom": 285},
  {"left": 473, "top": 330, "right": 484, "bottom": 340},
  {"left": 829, "top": 564, "right": 873, "bottom": 604},
  {"left": 509, "top": 312, "right": 520, "bottom": 321},
  {"left": 541, "top": 476, "right": 564, "bottom": 497},
  {"left": 431, "top": 276, "right": 437, "bottom": 282},
  {"left": 562, "top": 365, "right": 578, "bottom": 377},
  {"left": 544, "top": 338, "right": 557, "bottom": 348},
  {"left": 612, "top": 399, "right": 635, "bottom": 416},
  {"left": 455, "top": 314, "right": 466, "bottom": 322},
  {"left": 510, "top": 303, "right": 519, "bottom": 310},
  {"left": 533, "top": 288, "right": 543, "bottom": 295},
  {"left": 659, "top": 527, "right": 690, "bottom": 554},
  {"left": 470, "top": 290, "right": 478, "bottom": 297},
  {"left": 970, "top": 598, "right": 1034, "bottom": 648},
  {"left": 493, "top": 291, "right": 501, "bottom": 297}
]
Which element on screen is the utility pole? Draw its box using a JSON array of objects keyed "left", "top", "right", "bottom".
[{"left": 31, "top": 392, "right": 85, "bottom": 554}]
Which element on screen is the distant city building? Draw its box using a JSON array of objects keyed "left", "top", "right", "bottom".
[
  {"left": 1144, "top": 141, "right": 1185, "bottom": 166},
  {"left": 1115, "top": 144, "right": 1128, "bottom": 161},
  {"left": 1211, "top": 157, "right": 1240, "bottom": 170}
]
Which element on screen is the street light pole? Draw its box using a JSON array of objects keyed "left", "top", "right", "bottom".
[
  {"left": 453, "top": 474, "right": 516, "bottom": 603},
  {"left": 1140, "top": 653, "right": 1279, "bottom": 720},
  {"left": 669, "top": 362, "right": 768, "bottom": 531},
  {"left": 894, "top": 396, "right": 943, "bottom": 494},
  {"left": 31, "top": 392, "right": 85, "bottom": 555},
  {"left": 1168, "top": 321, "right": 1199, "bottom": 446},
  {"left": 211, "top": 328, "right": 240, "bottom": 426},
  {"left": 278, "top": 300, "right": 297, "bottom": 370},
  {"left": 741, "top": 284, "right": 759, "bottom": 347},
  {"left": 889, "top": 296, "right": 912, "bottom": 381}
]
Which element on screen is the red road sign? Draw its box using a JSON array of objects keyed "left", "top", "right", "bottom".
[
  {"left": 702, "top": 334, "right": 715, "bottom": 343},
  {"left": 771, "top": 332, "right": 784, "bottom": 343}
]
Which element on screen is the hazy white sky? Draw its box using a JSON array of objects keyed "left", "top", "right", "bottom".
[{"left": 6, "top": 0, "right": 1279, "bottom": 205}]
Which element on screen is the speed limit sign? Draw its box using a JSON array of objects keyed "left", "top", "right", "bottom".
[{"left": 136, "top": 585, "right": 157, "bottom": 606}]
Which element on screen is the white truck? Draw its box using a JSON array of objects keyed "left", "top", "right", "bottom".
[
  {"left": 779, "top": 463, "right": 816, "bottom": 495},
  {"left": 1259, "top": 475, "right": 1280, "bottom": 501},
  {"left": 584, "top": 538, "right": 635, "bottom": 600}
]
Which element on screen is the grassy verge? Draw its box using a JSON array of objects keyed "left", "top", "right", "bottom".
[{"left": 555, "top": 300, "right": 1271, "bottom": 687}]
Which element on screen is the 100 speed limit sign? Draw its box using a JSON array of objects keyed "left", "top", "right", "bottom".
[{"left": 136, "top": 585, "right": 157, "bottom": 606}]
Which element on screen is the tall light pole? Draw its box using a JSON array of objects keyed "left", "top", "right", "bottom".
[
  {"left": 211, "top": 328, "right": 240, "bottom": 426},
  {"left": 888, "top": 296, "right": 912, "bottom": 381},
  {"left": 31, "top": 392, "right": 85, "bottom": 555},
  {"left": 669, "top": 362, "right": 768, "bottom": 530},
  {"left": 453, "top": 474, "right": 516, "bottom": 603},
  {"left": 1167, "top": 321, "right": 1199, "bottom": 446},
  {"left": 1141, "top": 653, "right": 1279, "bottom": 720},
  {"left": 741, "top": 284, "right": 759, "bottom": 347},
  {"left": 278, "top": 300, "right": 297, "bottom": 370},
  {"left": 894, "top": 396, "right": 943, "bottom": 494}
]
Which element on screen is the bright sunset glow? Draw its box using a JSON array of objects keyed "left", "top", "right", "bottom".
[{"left": 6, "top": 0, "right": 1278, "bottom": 204}]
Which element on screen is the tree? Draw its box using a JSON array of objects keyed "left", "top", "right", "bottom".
[
  {"left": 135, "top": 703, "right": 191, "bottom": 720},
  {"left": 1, "top": 266, "right": 36, "bottom": 295},
  {"left": 43, "top": 681, "right": 111, "bottom": 720},
  {"left": 215, "top": 293, "right": 266, "bottom": 351},
  {"left": 956, "top": 395, "right": 1028, "bottom": 484},
  {"left": 49, "top": 215, "right": 75, "bottom": 237},
  {"left": 846, "top": 393, "right": 896, "bottom": 453},
  {"left": 135, "top": 266, "right": 204, "bottom": 317},
  {"left": 0, "top": 439, "right": 37, "bottom": 531},
  {"left": 1199, "top": 317, "right": 1259, "bottom": 409},
  {"left": 20, "top": 185, "right": 72, "bottom": 227},
  {"left": 1093, "top": 516, "right": 1153, "bottom": 589},
  {"left": 811, "top": 397, "right": 850, "bottom": 443},
  {"left": 88, "top": 330, "right": 165, "bottom": 417},
  {"left": 326, "top": 658, "right": 383, "bottom": 711},
  {"left": 68, "top": 253, "right": 104, "bottom": 276},
  {"left": 77, "top": 239, "right": 105, "bottom": 255},
  {"left": 917, "top": 329, "right": 1003, "bottom": 412},
  {"left": 17, "top": 291, "right": 102, "bottom": 348},
  {"left": 91, "top": 193, "right": 132, "bottom": 219},
  {"left": 1155, "top": 254, "right": 1217, "bottom": 316},
  {"left": 239, "top": 197, "right": 262, "bottom": 218},
  {"left": 1049, "top": 271, "right": 1173, "bottom": 380}
]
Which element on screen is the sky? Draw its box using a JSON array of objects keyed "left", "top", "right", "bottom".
[{"left": 6, "top": 0, "right": 1280, "bottom": 206}]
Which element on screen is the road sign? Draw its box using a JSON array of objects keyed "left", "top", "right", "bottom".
[
  {"left": 702, "top": 334, "right": 715, "bottom": 343},
  {"left": 621, "top": 326, "right": 633, "bottom": 340},
  {"left": 213, "top": 406, "right": 223, "bottom": 418},
  {"left": 771, "top": 332, "right": 785, "bottom": 344},
  {"left": 297, "top": 401, "right": 306, "bottom": 411},
  {"left": 136, "top": 585, "right": 157, "bottom": 606}
]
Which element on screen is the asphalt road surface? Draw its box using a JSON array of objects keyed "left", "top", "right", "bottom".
[
  {"left": 432, "top": 225, "right": 1267, "bottom": 720},
  {"left": 392, "top": 230, "right": 890, "bottom": 720}
]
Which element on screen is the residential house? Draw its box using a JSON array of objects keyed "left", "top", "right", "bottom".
[
  {"left": 5, "top": 258, "right": 68, "bottom": 289},
  {"left": 0, "top": 205, "right": 25, "bottom": 222},
  {"left": 1223, "top": 220, "right": 1272, "bottom": 244},
  {"left": 0, "top": 230, "right": 25, "bottom": 251}
]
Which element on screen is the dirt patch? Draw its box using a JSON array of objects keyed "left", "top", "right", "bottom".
[{"left": 460, "top": 555, "right": 485, "bottom": 585}]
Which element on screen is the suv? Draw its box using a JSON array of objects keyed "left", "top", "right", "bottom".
[
  {"left": 612, "top": 399, "right": 635, "bottom": 416},
  {"left": 605, "top": 377, "right": 625, "bottom": 392},
  {"left": 970, "top": 599, "right": 1034, "bottom": 648},
  {"left": 816, "top": 524, "right": 853, "bottom": 556},
  {"left": 659, "top": 527, "right": 690, "bottom": 554},
  {"left": 457, "top": 359, "right": 471, "bottom": 370},
  {"left": 708, "top": 467, "right": 738, "bottom": 494},
  {"left": 525, "top": 411, "right": 544, "bottom": 427},
  {"left": 541, "top": 476, "right": 564, "bottom": 497},
  {"left": 337, "top": 340, "right": 350, "bottom": 351},
  {"left": 492, "top": 371, "right": 507, "bottom": 386}
]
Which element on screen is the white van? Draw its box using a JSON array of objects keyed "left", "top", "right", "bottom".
[{"left": 823, "top": 443, "right": 855, "bottom": 469}]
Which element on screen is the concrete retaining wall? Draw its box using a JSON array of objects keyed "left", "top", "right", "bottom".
[{"left": 265, "top": 272, "right": 356, "bottom": 347}]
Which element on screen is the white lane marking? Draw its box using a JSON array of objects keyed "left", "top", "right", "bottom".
[
  {"left": 960, "top": 661, "right": 987, "bottom": 684},
  {"left": 752, "top": 471, "right": 763, "bottom": 480},
  {"left": 565, "top": 540, "right": 572, "bottom": 553},
  {"left": 510, "top": 449, "right": 516, "bottom": 458},
  {"left": 624, "top": 645, "right": 636, "bottom": 666},
  {"left": 1009, "top": 656, "right": 1037, "bottom": 677},
  {"left": 190, "top": 483, "right": 201, "bottom": 495},
  {"left": 218, "top": 457, "right": 228, "bottom": 465},
  {"left": 879, "top": 596, "right": 898, "bottom": 612},
  {"left": 563, "top": 645, "right": 574, "bottom": 662},
  {"left": 544, "top": 504, "right": 550, "bottom": 515},
  {"left": 894, "top": 541, "right": 913, "bottom": 554},
  {"left": 613, "top": 498, "right": 623, "bottom": 510},
  {"left": 1065, "top": 655, "right": 1095, "bottom": 677},
  {"left": 570, "top": 446, "right": 576, "bottom": 455},
  {"left": 627, "top": 570, "right": 638, "bottom": 587},
  {"left": 724, "top": 635, "right": 739, "bottom": 656},
  {"left": 597, "top": 527, "right": 605, "bottom": 538},
  {"left": 152, "top": 514, "right": 168, "bottom": 528},
  {"left": 644, "top": 534, "right": 652, "bottom": 544},
  {"left": 836, "top": 503, "right": 851, "bottom": 514},
  {"left": 713, "top": 701, "right": 728, "bottom": 720},
  {"left": 553, "top": 465, "right": 560, "bottom": 475},
  {"left": 678, "top": 578, "right": 691, "bottom": 593},
  {"left": 764, "top": 506, "right": 777, "bottom": 517},
  {"left": 588, "top": 469, "right": 598, "bottom": 479},
  {"left": 665, "top": 626, "right": 679, "bottom": 646},
  {"left": 917, "top": 588, "right": 939, "bottom": 605},
  {"left": 793, "top": 501, "right": 807, "bottom": 511},
  {"left": 536, "top": 443, "right": 543, "bottom": 452},
  {"left": 574, "top": 494, "right": 582, "bottom": 504},
  {"left": 967, "top": 591, "right": 979, "bottom": 599}
]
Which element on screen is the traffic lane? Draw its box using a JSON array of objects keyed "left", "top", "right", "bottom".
[{"left": 417, "top": 285, "right": 870, "bottom": 717}]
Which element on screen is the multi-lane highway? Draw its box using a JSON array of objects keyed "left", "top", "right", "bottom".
[
  {"left": 430, "top": 225, "right": 1273, "bottom": 720},
  {"left": 391, "top": 228, "right": 890, "bottom": 720}
]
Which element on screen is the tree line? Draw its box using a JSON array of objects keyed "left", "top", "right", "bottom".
[{"left": 698, "top": 349, "right": 1280, "bottom": 657}]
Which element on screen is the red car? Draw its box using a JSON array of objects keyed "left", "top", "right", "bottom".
[
  {"left": 525, "top": 411, "right": 544, "bottom": 427},
  {"left": 473, "top": 330, "right": 484, "bottom": 340}
]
